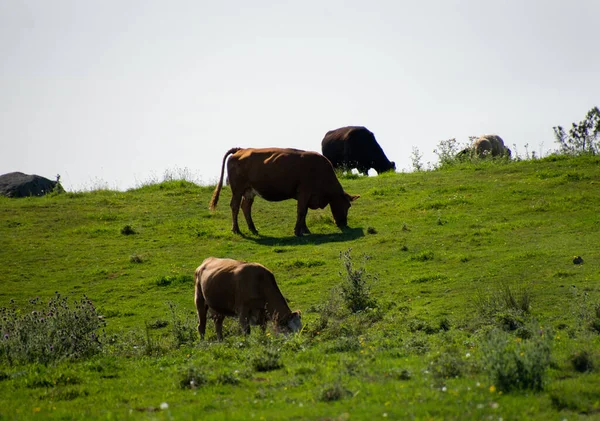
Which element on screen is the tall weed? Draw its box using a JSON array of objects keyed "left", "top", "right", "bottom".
[
  {"left": 339, "top": 248, "right": 378, "bottom": 313},
  {"left": 0, "top": 294, "right": 105, "bottom": 365}
]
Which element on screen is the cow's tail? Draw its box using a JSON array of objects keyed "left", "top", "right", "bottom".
[
  {"left": 209, "top": 147, "right": 241, "bottom": 211},
  {"left": 194, "top": 264, "right": 208, "bottom": 339}
]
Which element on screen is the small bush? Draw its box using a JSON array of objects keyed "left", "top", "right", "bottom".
[
  {"left": 385, "top": 368, "right": 412, "bottom": 380},
  {"left": 326, "top": 336, "right": 360, "bottom": 353},
  {"left": 155, "top": 274, "right": 194, "bottom": 287},
  {"left": 430, "top": 348, "right": 466, "bottom": 380},
  {"left": 216, "top": 371, "right": 241, "bottom": 385},
  {"left": 120, "top": 225, "right": 136, "bottom": 235},
  {"left": 168, "top": 302, "right": 197, "bottom": 347},
  {"left": 252, "top": 348, "right": 283, "bottom": 372},
  {"left": 319, "top": 382, "right": 352, "bottom": 402},
  {"left": 553, "top": 106, "right": 600, "bottom": 155},
  {"left": 569, "top": 286, "right": 600, "bottom": 334},
  {"left": 404, "top": 334, "right": 429, "bottom": 355},
  {"left": 410, "top": 250, "right": 434, "bottom": 262},
  {"left": 147, "top": 319, "right": 169, "bottom": 329},
  {"left": 570, "top": 350, "right": 595, "bottom": 373},
  {"left": 475, "top": 282, "right": 531, "bottom": 329},
  {"left": 480, "top": 325, "right": 552, "bottom": 392},
  {"left": 129, "top": 254, "right": 143, "bottom": 263},
  {"left": 0, "top": 294, "right": 105, "bottom": 365},
  {"left": 339, "top": 248, "right": 378, "bottom": 313},
  {"left": 179, "top": 366, "right": 208, "bottom": 389}
]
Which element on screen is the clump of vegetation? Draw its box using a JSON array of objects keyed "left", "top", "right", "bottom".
[
  {"left": 570, "top": 350, "right": 595, "bottom": 373},
  {"left": 252, "top": 347, "right": 283, "bottom": 372},
  {"left": 339, "top": 248, "right": 378, "bottom": 313},
  {"left": 475, "top": 282, "right": 531, "bottom": 331},
  {"left": 179, "top": 366, "right": 208, "bottom": 389},
  {"left": 410, "top": 146, "right": 425, "bottom": 171},
  {"left": 129, "top": 253, "right": 143, "bottom": 263},
  {"left": 319, "top": 382, "right": 352, "bottom": 402},
  {"left": 168, "top": 302, "right": 197, "bottom": 347},
  {"left": 433, "top": 138, "right": 469, "bottom": 168},
  {"left": 569, "top": 286, "right": 600, "bottom": 334},
  {"left": 553, "top": 106, "right": 600, "bottom": 155},
  {"left": 120, "top": 225, "right": 136, "bottom": 235},
  {"left": 404, "top": 333, "right": 429, "bottom": 355},
  {"left": 155, "top": 274, "right": 194, "bottom": 287},
  {"left": 429, "top": 347, "right": 467, "bottom": 380},
  {"left": 385, "top": 368, "right": 412, "bottom": 380},
  {"left": 0, "top": 294, "right": 105, "bottom": 365},
  {"left": 480, "top": 324, "right": 552, "bottom": 392}
]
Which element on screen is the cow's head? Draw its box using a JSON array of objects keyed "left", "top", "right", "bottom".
[
  {"left": 277, "top": 310, "right": 302, "bottom": 333},
  {"left": 330, "top": 193, "right": 360, "bottom": 229}
]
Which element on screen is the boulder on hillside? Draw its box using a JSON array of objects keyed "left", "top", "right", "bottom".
[{"left": 0, "top": 172, "right": 61, "bottom": 198}]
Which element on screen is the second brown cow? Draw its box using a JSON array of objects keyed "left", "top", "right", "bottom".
[
  {"left": 194, "top": 257, "right": 302, "bottom": 340},
  {"left": 209, "top": 147, "right": 359, "bottom": 236}
]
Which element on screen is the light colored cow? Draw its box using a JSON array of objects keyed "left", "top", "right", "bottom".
[{"left": 194, "top": 257, "right": 302, "bottom": 340}]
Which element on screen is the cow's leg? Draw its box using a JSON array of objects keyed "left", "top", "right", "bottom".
[
  {"left": 239, "top": 309, "right": 251, "bottom": 336},
  {"left": 229, "top": 192, "right": 242, "bottom": 234},
  {"left": 294, "top": 197, "right": 311, "bottom": 236},
  {"left": 213, "top": 314, "right": 225, "bottom": 341},
  {"left": 241, "top": 191, "right": 258, "bottom": 235}
]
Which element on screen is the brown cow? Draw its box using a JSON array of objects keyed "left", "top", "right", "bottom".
[
  {"left": 209, "top": 147, "right": 360, "bottom": 236},
  {"left": 194, "top": 257, "right": 302, "bottom": 340}
]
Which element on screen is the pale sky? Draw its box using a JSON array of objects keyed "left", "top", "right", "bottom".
[{"left": 2, "top": 0, "right": 599, "bottom": 191}]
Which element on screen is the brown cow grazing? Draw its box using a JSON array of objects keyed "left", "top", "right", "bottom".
[
  {"left": 209, "top": 147, "right": 360, "bottom": 236},
  {"left": 194, "top": 257, "right": 302, "bottom": 340}
]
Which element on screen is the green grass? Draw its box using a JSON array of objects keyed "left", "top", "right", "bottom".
[{"left": 1, "top": 155, "right": 600, "bottom": 420}]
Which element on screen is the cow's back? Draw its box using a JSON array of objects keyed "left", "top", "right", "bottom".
[
  {"left": 227, "top": 148, "right": 343, "bottom": 200},
  {"left": 198, "top": 257, "right": 277, "bottom": 315},
  {"left": 322, "top": 126, "right": 374, "bottom": 158},
  {"left": 322, "top": 126, "right": 392, "bottom": 173}
]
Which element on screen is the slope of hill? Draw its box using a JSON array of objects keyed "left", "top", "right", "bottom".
[{"left": 1, "top": 155, "right": 599, "bottom": 420}]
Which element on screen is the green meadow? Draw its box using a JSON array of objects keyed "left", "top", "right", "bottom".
[{"left": 1, "top": 154, "right": 599, "bottom": 420}]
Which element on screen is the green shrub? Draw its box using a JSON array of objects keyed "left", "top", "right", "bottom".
[
  {"left": 553, "top": 106, "right": 600, "bottom": 155},
  {"left": 339, "top": 248, "right": 378, "bottom": 313},
  {"left": 404, "top": 333, "right": 429, "bottom": 355},
  {"left": 319, "top": 382, "right": 352, "bottom": 402},
  {"left": 179, "top": 366, "right": 208, "bottom": 389},
  {"left": 326, "top": 336, "right": 360, "bottom": 353},
  {"left": 252, "top": 347, "right": 283, "bottom": 372},
  {"left": 155, "top": 274, "right": 194, "bottom": 287},
  {"left": 120, "top": 225, "right": 136, "bottom": 235},
  {"left": 569, "top": 286, "right": 600, "bottom": 334},
  {"left": 168, "top": 302, "right": 197, "bottom": 347},
  {"left": 475, "top": 282, "right": 531, "bottom": 330},
  {"left": 0, "top": 294, "right": 105, "bottom": 365},
  {"left": 429, "top": 348, "right": 466, "bottom": 380},
  {"left": 480, "top": 325, "right": 552, "bottom": 392},
  {"left": 570, "top": 350, "right": 595, "bottom": 373}
]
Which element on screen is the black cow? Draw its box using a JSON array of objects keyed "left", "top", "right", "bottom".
[{"left": 321, "top": 126, "right": 395, "bottom": 175}]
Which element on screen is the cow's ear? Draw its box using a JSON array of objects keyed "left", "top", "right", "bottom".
[{"left": 350, "top": 194, "right": 360, "bottom": 202}]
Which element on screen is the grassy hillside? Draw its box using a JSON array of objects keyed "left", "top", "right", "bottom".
[{"left": 1, "top": 155, "right": 599, "bottom": 420}]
